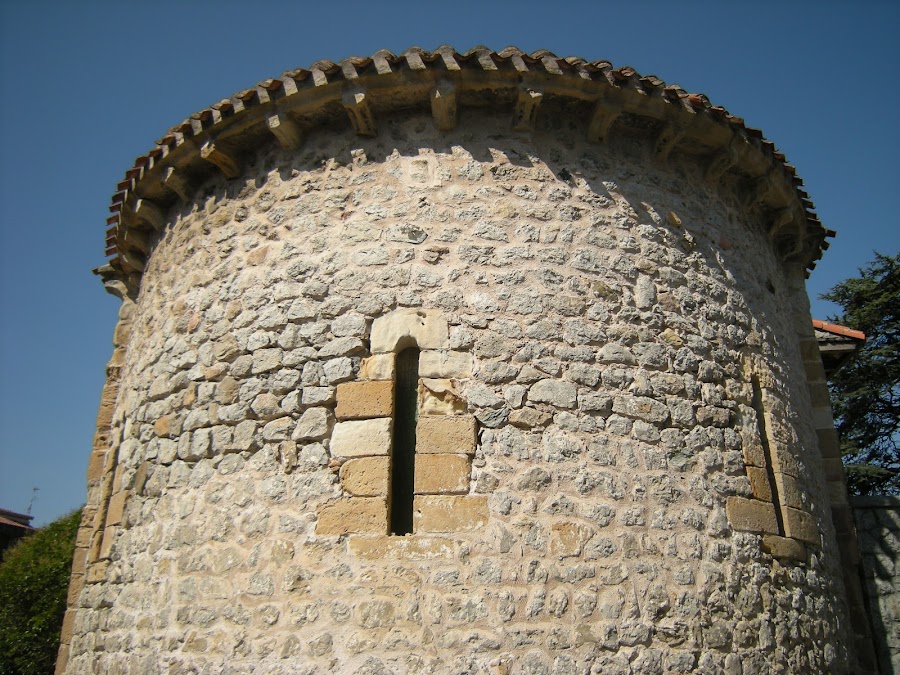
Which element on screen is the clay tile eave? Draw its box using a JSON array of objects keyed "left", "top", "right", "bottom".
[
  {"left": 101, "top": 45, "right": 829, "bottom": 279},
  {"left": 812, "top": 320, "right": 867, "bottom": 342}
]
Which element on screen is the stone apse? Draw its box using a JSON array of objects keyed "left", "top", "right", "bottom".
[{"left": 58, "top": 47, "right": 874, "bottom": 674}]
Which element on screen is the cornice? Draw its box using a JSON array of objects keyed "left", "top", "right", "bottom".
[{"left": 97, "top": 46, "right": 831, "bottom": 290}]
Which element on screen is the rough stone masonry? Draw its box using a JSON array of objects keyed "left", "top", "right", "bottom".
[{"left": 59, "top": 47, "right": 871, "bottom": 674}]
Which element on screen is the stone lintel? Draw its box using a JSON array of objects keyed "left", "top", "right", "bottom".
[
  {"left": 513, "top": 86, "right": 543, "bottom": 131},
  {"left": 416, "top": 415, "right": 477, "bottom": 455},
  {"left": 414, "top": 454, "right": 471, "bottom": 494},
  {"left": 370, "top": 309, "right": 449, "bottom": 353},
  {"left": 335, "top": 380, "right": 394, "bottom": 420},
  {"left": 316, "top": 497, "right": 388, "bottom": 535},
  {"left": 342, "top": 89, "right": 376, "bottom": 137},
  {"left": 266, "top": 113, "right": 303, "bottom": 149},
  {"left": 725, "top": 496, "right": 779, "bottom": 535},
  {"left": 330, "top": 418, "right": 392, "bottom": 458},
  {"left": 413, "top": 495, "right": 488, "bottom": 533},
  {"left": 430, "top": 82, "right": 457, "bottom": 132},
  {"left": 340, "top": 456, "right": 390, "bottom": 497},
  {"left": 200, "top": 141, "right": 241, "bottom": 179}
]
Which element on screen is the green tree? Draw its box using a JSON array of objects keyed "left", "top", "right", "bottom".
[
  {"left": 822, "top": 252, "right": 900, "bottom": 495},
  {"left": 0, "top": 509, "right": 82, "bottom": 675}
]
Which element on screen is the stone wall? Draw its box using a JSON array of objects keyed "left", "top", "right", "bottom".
[
  {"left": 854, "top": 496, "right": 900, "bottom": 674},
  {"left": 64, "top": 104, "right": 856, "bottom": 674}
]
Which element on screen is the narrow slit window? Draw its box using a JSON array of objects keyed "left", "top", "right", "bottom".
[
  {"left": 751, "top": 375, "right": 786, "bottom": 536},
  {"left": 390, "top": 347, "right": 419, "bottom": 535}
]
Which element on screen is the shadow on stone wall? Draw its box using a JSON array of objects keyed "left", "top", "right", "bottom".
[{"left": 853, "top": 496, "right": 900, "bottom": 675}]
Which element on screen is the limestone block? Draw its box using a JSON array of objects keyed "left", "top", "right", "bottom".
[
  {"left": 612, "top": 396, "right": 669, "bottom": 424},
  {"left": 336, "top": 380, "right": 394, "bottom": 420},
  {"left": 86, "top": 450, "right": 106, "bottom": 482},
  {"left": 774, "top": 472, "right": 804, "bottom": 510},
  {"left": 99, "top": 526, "right": 118, "bottom": 559},
  {"left": 509, "top": 407, "right": 553, "bottom": 428},
  {"left": 85, "top": 559, "right": 109, "bottom": 584},
  {"left": 550, "top": 522, "right": 595, "bottom": 558},
  {"left": 816, "top": 427, "right": 841, "bottom": 459},
  {"left": 419, "top": 350, "right": 474, "bottom": 378},
  {"left": 762, "top": 535, "right": 806, "bottom": 561},
  {"left": 784, "top": 507, "right": 819, "bottom": 544},
  {"left": 740, "top": 431, "right": 766, "bottom": 468},
  {"left": 106, "top": 491, "right": 128, "bottom": 526},
  {"left": 725, "top": 497, "right": 779, "bottom": 535},
  {"left": 59, "top": 608, "right": 77, "bottom": 645},
  {"left": 341, "top": 457, "right": 390, "bottom": 496},
  {"left": 414, "top": 454, "right": 471, "bottom": 494},
  {"left": 746, "top": 467, "right": 773, "bottom": 502},
  {"left": 418, "top": 379, "right": 467, "bottom": 415},
  {"left": 349, "top": 535, "right": 455, "bottom": 559},
  {"left": 413, "top": 495, "right": 488, "bottom": 533},
  {"left": 528, "top": 379, "right": 577, "bottom": 409},
  {"left": 315, "top": 498, "right": 388, "bottom": 535},
  {"left": 360, "top": 354, "right": 395, "bottom": 380},
  {"left": 416, "top": 415, "right": 477, "bottom": 454},
  {"left": 330, "top": 418, "right": 392, "bottom": 458},
  {"left": 370, "top": 309, "right": 449, "bottom": 353},
  {"left": 292, "top": 406, "right": 332, "bottom": 440}
]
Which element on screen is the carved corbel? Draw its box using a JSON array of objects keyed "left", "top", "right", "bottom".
[
  {"left": 587, "top": 101, "right": 621, "bottom": 143},
  {"left": 162, "top": 166, "right": 192, "bottom": 202},
  {"left": 342, "top": 89, "right": 376, "bottom": 137},
  {"left": 133, "top": 199, "right": 165, "bottom": 232},
  {"left": 267, "top": 113, "right": 303, "bottom": 149},
  {"left": 431, "top": 82, "right": 457, "bottom": 132},
  {"left": 122, "top": 228, "right": 150, "bottom": 255},
  {"left": 118, "top": 247, "right": 146, "bottom": 273},
  {"left": 704, "top": 138, "right": 739, "bottom": 182},
  {"left": 769, "top": 207, "right": 804, "bottom": 261},
  {"left": 200, "top": 141, "right": 241, "bottom": 179},
  {"left": 513, "top": 86, "right": 543, "bottom": 132},
  {"left": 654, "top": 123, "right": 684, "bottom": 163}
]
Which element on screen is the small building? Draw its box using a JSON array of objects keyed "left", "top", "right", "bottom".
[{"left": 0, "top": 508, "right": 35, "bottom": 558}]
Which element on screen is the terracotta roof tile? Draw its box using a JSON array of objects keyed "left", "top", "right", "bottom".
[{"left": 812, "top": 320, "right": 866, "bottom": 341}]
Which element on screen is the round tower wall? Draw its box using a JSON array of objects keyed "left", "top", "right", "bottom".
[{"left": 67, "top": 110, "right": 849, "bottom": 674}]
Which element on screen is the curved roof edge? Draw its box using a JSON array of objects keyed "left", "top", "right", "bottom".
[{"left": 97, "top": 46, "right": 833, "bottom": 290}]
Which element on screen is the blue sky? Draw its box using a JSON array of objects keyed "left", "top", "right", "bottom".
[{"left": 1, "top": 1, "right": 897, "bottom": 526}]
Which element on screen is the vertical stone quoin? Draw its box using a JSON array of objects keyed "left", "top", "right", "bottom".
[{"left": 65, "top": 47, "right": 867, "bottom": 674}]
